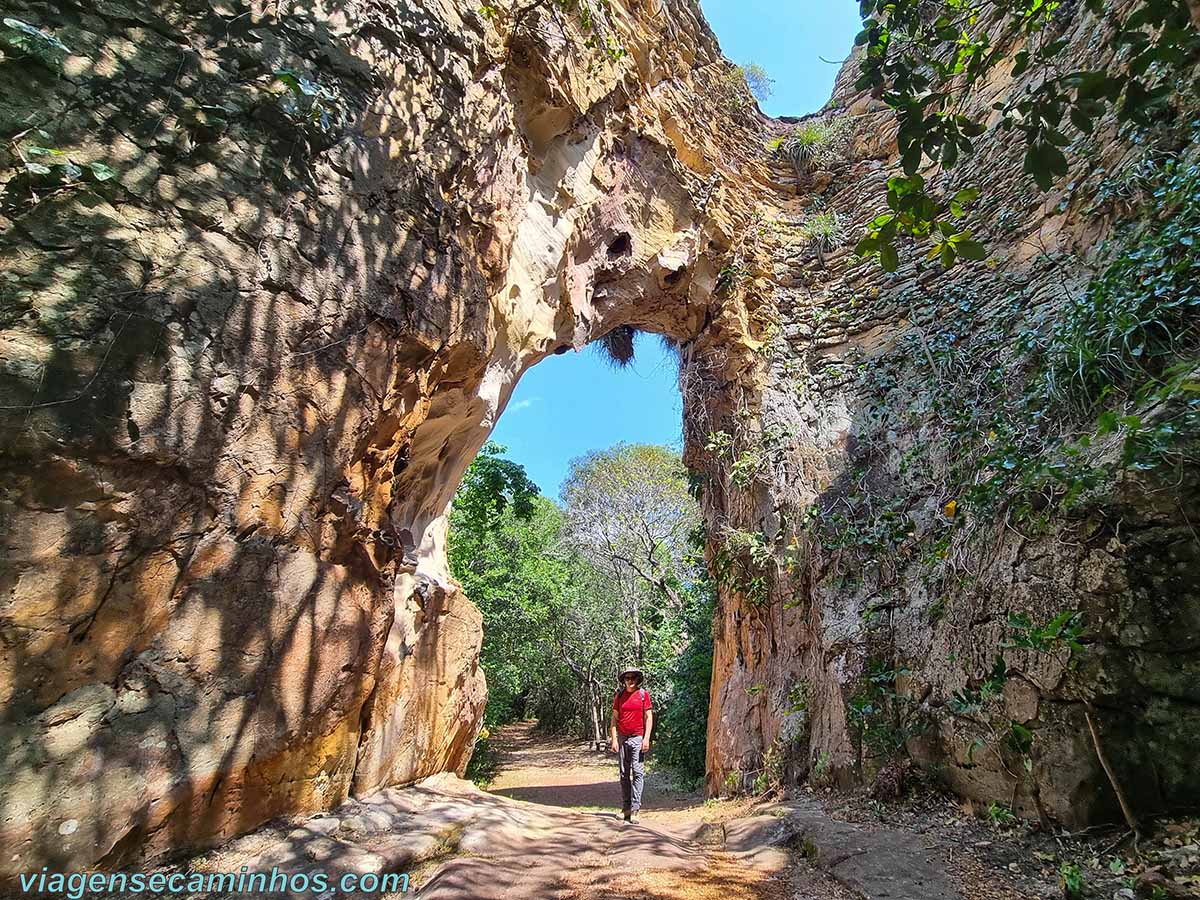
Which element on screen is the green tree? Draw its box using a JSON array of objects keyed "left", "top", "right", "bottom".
[
  {"left": 652, "top": 538, "right": 716, "bottom": 783},
  {"left": 449, "top": 442, "right": 716, "bottom": 777},
  {"left": 741, "top": 62, "right": 775, "bottom": 103},
  {"left": 561, "top": 444, "right": 701, "bottom": 665},
  {"left": 449, "top": 443, "right": 555, "bottom": 726}
]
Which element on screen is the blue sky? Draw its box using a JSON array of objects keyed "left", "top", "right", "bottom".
[
  {"left": 701, "top": 0, "right": 863, "bottom": 117},
  {"left": 490, "top": 6, "right": 862, "bottom": 497},
  {"left": 490, "top": 335, "right": 684, "bottom": 497}
]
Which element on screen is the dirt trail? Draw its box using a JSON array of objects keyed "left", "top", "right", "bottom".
[
  {"left": 104, "top": 723, "right": 992, "bottom": 900},
  {"left": 486, "top": 720, "right": 710, "bottom": 818},
  {"left": 470, "top": 720, "right": 808, "bottom": 900}
]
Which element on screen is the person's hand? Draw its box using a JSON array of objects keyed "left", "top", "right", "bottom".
[
  {"left": 610, "top": 738, "right": 618, "bottom": 753},
  {"left": 641, "top": 737, "right": 650, "bottom": 752}
]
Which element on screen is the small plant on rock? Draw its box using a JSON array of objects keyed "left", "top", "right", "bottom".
[
  {"left": 1060, "top": 861, "right": 1085, "bottom": 900},
  {"left": 272, "top": 68, "right": 341, "bottom": 135},
  {"left": 723, "top": 769, "right": 743, "bottom": 797},
  {"left": 778, "top": 116, "right": 851, "bottom": 174},
  {"left": 987, "top": 801, "right": 1017, "bottom": 827},
  {"left": 798, "top": 211, "right": 846, "bottom": 254}
]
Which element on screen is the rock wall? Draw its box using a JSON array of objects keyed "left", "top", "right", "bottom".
[
  {"left": 700, "top": 5, "right": 1200, "bottom": 826},
  {"left": 1, "top": 0, "right": 1196, "bottom": 876},
  {"left": 0, "top": 0, "right": 765, "bottom": 875}
]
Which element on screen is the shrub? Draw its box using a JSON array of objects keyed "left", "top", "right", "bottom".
[
  {"left": 797, "top": 211, "right": 846, "bottom": 253},
  {"left": 715, "top": 62, "right": 773, "bottom": 112},
  {"left": 778, "top": 116, "right": 852, "bottom": 174},
  {"left": 1042, "top": 154, "right": 1200, "bottom": 413},
  {"left": 655, "top": 591, "right": 714, "bottom": 781},
  {"left": 741, "top": 63, "right": 774, "bottom": 103}
]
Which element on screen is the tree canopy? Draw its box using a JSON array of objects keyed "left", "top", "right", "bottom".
[{"left": 448, "top": 442, "right": 714, "bottom": 783}]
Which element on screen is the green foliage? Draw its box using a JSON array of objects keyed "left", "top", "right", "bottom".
[
  {"left": 847, "top": 659, "right": 931, "bottom": 772},
  {"left": 450, "top": 441, "right": 713, "bottom": 777},
  {"left": 729, "top": 449, "right": 764, "bottom": 487},
  {"left": 810, "top": 750, "right": 833, "bottom": 784},
  {"left": 777, "top": 116, "right": 852, "bottom": 174},
  {"left": 715, "top": 263, "right": 752, "bottom": 293},
  {"left": 948, "top": 655, "right": 1009, "bottom": 717},
  {"left": 987, "top": 802, "right": 1018, "bottom": 826},
  {"left": 722, "top": 769, "right": 742, "bottom": 796},
  {"left": 561, "top": 444, "right": 700, "bottom": 597},
  {"left": 568, "top": 0, "right": 628, "bottom": 63},
  {"left": 272, "top": 68, "right": 340, "bottom": 135},
  {"left": 1003, "top": 610, "right": 1085, "bottom": 654},
  {"left": 705, "top": 425, "right": 795, "bottom": 489},
  {"left": 653, "top": 588, "right": 715, "bottom": 781},
  {"left": 712, "top": 527, "right": 772, "bottom": 605},
  {"left": 448, "top": 445, "right": 567, "bottom": 728},
  {"left": 853, "top": 175, "right": 983, "bottom": 271},
  {"left": 1042, "top": 152, "right": 1200, "bottom": 415},
  {"left": 740, "top": 63, "right": 774, "bottom": 103},
  {"left": 797, "top": 211, "right": 846, "bottom": 254},
  {"left": 464, "top": 727, "right": 501, "bottom": 786},
  {"left": 845, "top": 145, "right": 1200, "bottom": 552},
  {"left": 802, "top": 497, "right": 914, "bottom": 557},
  {"left": 853, "top": 0, "right": 1200, "bottom": 268},
  {"left": 454, "top": 441, "right": 539, "bottom": 529},
  {"left": 1060, "top": 861, "right": 1085, "bottom": 900},
  {"left": 752, "top": 743, "right": 784, "bottom": 795},
  {"left": 786, "top": 681, "right": 809, "bottom": 715}
]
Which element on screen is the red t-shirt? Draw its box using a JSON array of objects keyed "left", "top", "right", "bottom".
[{"left": 614, "top": 687, "right": 653, "bottom": 737}]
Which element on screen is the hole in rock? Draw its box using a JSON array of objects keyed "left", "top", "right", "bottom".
[
  {"left": 447, "top": 328, "right": 714, "bottom": 799},
  {"left": 607, "top": 233, "right": 633, "bottom": 258}
]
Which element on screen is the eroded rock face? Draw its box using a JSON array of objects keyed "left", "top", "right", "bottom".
[
  {"left": 0, "top": 0, "right": 764, "bottom": 876},
  {"left": 1, "top": 0, "right": 1196, "bottom": 876},
  {"left": 699, "top": 6, "right": 1200, "bottom": 826}
]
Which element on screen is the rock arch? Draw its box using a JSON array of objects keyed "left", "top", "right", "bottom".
[
  {"left": 0, "top": 0, "right": 763, "bottom": 875},
  {"left": 3, "top": 0, "right": 1198, "bottom": 879}
]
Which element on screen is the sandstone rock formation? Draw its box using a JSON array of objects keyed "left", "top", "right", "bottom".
[
  {"left": 0, "top": 0, "right": 1196, "bottom": 877},
  {"left": 699, "top": 5, "right": 1200, "bottom": 827},
  {"left": 0, "top": 0, "right": 763, "bottom": 876}
]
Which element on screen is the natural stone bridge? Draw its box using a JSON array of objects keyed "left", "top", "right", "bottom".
[{"left": 0, "top": 0, "right": 1196, "bottom": 880}]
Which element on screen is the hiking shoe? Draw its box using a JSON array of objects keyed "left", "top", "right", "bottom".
[
  {"left": 622, "top": 810, "right": 631, "bottom": 823},
  {"left": 629, "top": 812, "right": 640, "bottom": 824}
]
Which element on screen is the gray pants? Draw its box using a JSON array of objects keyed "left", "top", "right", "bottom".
[{"left": 618, "top": 734, "right": 645, "bottom": 813}]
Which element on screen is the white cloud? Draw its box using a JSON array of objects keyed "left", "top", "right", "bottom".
[{"left": 508, "top": 397, "right": 538, "bottom": 414}]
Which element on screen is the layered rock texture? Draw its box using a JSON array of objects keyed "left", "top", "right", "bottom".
[
  {"left": 0, "top": 0, "right": 1196, "bottom": 877},
  {"left": 700, "top": 7, "right": 1200, "bottom": 827},
  {"left": 0, "top": 0, "right": 764, "bottom": 876}
]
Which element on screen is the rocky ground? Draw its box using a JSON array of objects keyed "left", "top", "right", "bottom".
[
  {"left": 814, "top": 785, "right": 1200, "bottom": 900},
  {"left": 59, "top": 723, "right": 1195, "bottom": 900}
]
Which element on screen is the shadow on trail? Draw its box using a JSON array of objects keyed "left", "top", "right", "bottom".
[{"left": 491, "top": 781, "right": 620, "bottom": 808}]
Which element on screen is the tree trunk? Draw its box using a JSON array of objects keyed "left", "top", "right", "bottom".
[
  {"left": 589, "top": 678, "right": 603, "bottom": 744},
  {"left": 632, "top": 597, "right": 643, "bottom": 664}
]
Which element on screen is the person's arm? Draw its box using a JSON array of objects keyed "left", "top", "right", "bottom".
[
  {"left": 642, "top": 708, "right": 653, "bottom": 751},
  {"left": 609, "top": 701, "right": 619, "bottom": 752}
]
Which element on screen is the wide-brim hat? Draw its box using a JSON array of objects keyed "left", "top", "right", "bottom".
[{"left": 618, "top": 666, "right": 644, "bottom": 683}]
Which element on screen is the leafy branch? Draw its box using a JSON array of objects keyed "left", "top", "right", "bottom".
[{"left": 853, "top": 0, "right": 1200, "bottom": 269}]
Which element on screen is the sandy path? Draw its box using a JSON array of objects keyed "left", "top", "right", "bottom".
[{"left": 487, "top": 720, "right": 711, "bottom": 818}]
